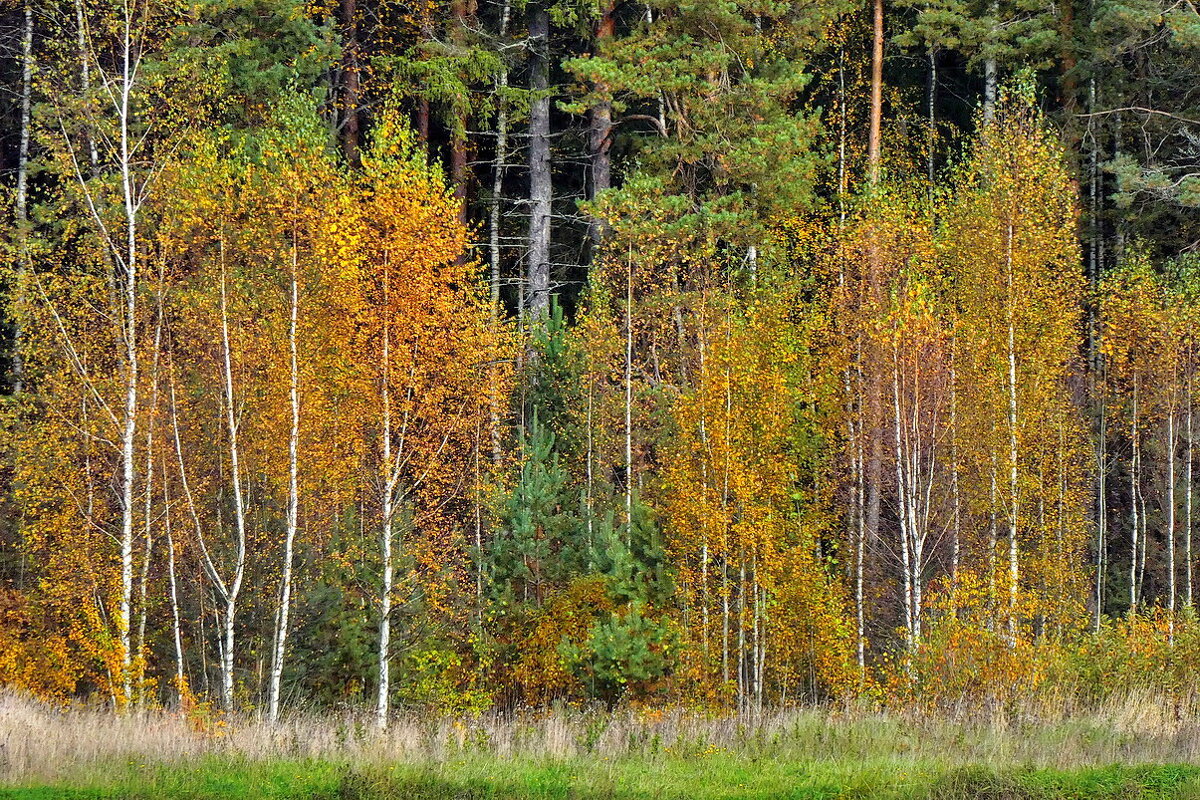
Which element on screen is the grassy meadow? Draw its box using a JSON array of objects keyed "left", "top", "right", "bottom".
[{"left": 6, "top": 692, "right": 1200, "bottom": 799}]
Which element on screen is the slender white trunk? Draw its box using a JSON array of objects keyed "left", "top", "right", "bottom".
[
  {"left": 134, "top": 309, "right": 162, "bottom": 701},
  {"left": 1168, "top": 400, "right": 1177, "bottom": 639},
  {"left": 16, "top": 1, "right": 31, "bottom": 225},
  {"left": 1131, "top": 377, "right": 1140, "bottom": 612},
  {"left": 163, "top": 459, "right": 185, "bottom": 705},
  {"left": 136, "top": 474, "right": 152, "bottom": 679},
  {"left": 1188, "top": 373, "right": 1194, "bottom": 607},
  {"left": 927, "top": 47, "right": 936, "bottom": 188},
  {"left": 1139, "top": 445, "right": 1149, "bottom": 599},
  {"left": 720, "top": 322, "right": 732, "bottom": 688},
  {"left": 1095, "top": 397, "right": 1107, "bottom": 631},
  {"left": 893, "top": 343, "right": 915, "bottom": 654},
  {"left": 1005, "top": 223, "right": 1019, "bottom": 641},
  {"left": 950, "top": 338, "right": 961, "bottom": 588},
  {"left": 736, "top": 556, "right": 746, "bottom": 708},
  {"left": 218, "top": 238, "right": 247, "bottom": 711},
  {"left": 698, "top": 327, "right": 711, "bottom": 660},
  {"left": 269, "top": 237, "right": 301, "bottom": 723},
  {"left": 625, "top": 250, "right": 633, "bottom": 527},
  {"left": 117, "top": 8, "right": 141, "bottom": 705},
  {"left": 837, "top": 46, "right": 847, "bottom": 228},
  {"left": 989, "top": 449, "right": 998, "bottom": 614},
  {"left": 751, "top": 555, "right": 762, "bottom": 709},
  {"left": 13, "top": 0, "right": 32, "bottom": 393},
  {"left": 851, "top": 356, "right": 866, "bottom": 670},
  {"left": 377, "top": 258, "right": 395, "bottom": 731},
  {"left": 75, "top": 0, "right": 98, "bottom": 169},
  {"left": 586, "top": 377, "right": 595, "bottom": 540}
]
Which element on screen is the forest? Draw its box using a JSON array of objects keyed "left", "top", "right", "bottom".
[{"left": 0, "top": 0, "right": 1199, "bottom": 729}]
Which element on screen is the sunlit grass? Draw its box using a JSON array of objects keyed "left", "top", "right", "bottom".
[{"left": 4, "top": 757, "right": 1200, "bottom": 799}]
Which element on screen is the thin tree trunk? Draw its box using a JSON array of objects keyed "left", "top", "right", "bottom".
[
  {"left": 489, "top": 0, "right": 511, "bottom": 314},
  {"left": 736, "top": 555, "right": 746, "bottom": 709},
  {"left": 624, "top": 249, "right": 634, "bottom": 527},
  {"left": 1168, "top": 395, "right": 1177, "bottom": 642},
  {"left": 1095, "top": 395, "right": 1107, "bottom": 630},
  {"left": 116, "top": 7, "right": 141, "bottom": 706},
  {"left": 698, "top": 325, "right": 711, "bottom": 661},
  {"left": 950, "top": 337, "right": 961, "bottom": 589},
  {"left": 927, "top": 46, "right": 936, "bottom": 189},
  {"left": 989, "top": 447, "right": 998, "bottom": 616},
  {"left": 164, "top": 467, "right": 185, "bottom": 706},
  {"left": 13, "top": 0, "right": 32, "bottom": 394},
  {"left": 1005, "top": 223, "right": 1019, "bottom": 641},
  {"left": 526, "top": 2, "right": 552, "bottom": 325},
  {"left": 983, "top": 1, "right": 998, "bottom": 123},
  {"left": 837, "top": 45, "right": 847, "bottom": 227},
  {"left": 847, "top": 350, "right": 866, "bottom": 671},
  {"left": 1131, "top": 376, "right": 1140, "bottom": 612},
  {"left": 377, "top": 255, "right": 396, "bottom": 731},
  {"left": 721, "top": 321, "right": 732, "bottom": 690},
  {"left": 893, "top": 341, "right": 915, "bottom": 655},
  {"left": 855, "top": 424, "right": 865, "bottom": 669},
  {"left": 867, "top": 0, "right": 883, "bottom": 185},
  {"left": 135, "top": 305, "right": 163, "bottom": 701},
  {"left": 340, "top": 0, "right": 360, "bottom": 164},
  {"left": 488, "top": 0, "right": 511, "bottom": 466},
  {"left": 1188, "top": 372, "right": 1194, "bottom": 606},
  {"left": 75, "top": 0, "right": 98, "bottom": 170},
  {"left": 217, "top": 237, "right": 247, "bottom": 712},
  {"left": 450, "top": 0, "right": 473, "bottom": 225},
  {"left": 269, "top": 231, "right": 302, "bottom": 723},
  {"left": 588, "top": 0, "right": 614, "bottom": 248},
  {"left": 864, "top": 0, "right": 886, "bottom": 621}
]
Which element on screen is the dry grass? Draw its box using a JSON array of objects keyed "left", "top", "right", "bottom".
[{"left": 4, "top": 689, "right": 1200, "bottom": 786}]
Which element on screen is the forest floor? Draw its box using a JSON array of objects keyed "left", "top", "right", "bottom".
[{"left": 5, "top": 692, "right": 1200, "bottom": 798}]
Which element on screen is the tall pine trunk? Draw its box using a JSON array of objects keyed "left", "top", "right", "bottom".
[
  {"left": 867, "top": 0, "right": 883, "bottom": 184},
  {"left": 588, "top": 0, "right": 614, "bottom": 248},
  {"left": 526, "top": 2, "right": 552, "bottom": 325}
]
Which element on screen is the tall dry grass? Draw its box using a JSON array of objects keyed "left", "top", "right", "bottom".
[{"left": 3, "top": 689, "right": 1200, "bottom": 785}]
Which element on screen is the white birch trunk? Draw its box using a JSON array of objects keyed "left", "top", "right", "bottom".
[
  {"left": 1131, "top": 377, "right": 1140, "bottom": 612},
  {"left": 1188, "top": 374, "right": 1194, "bottom": 607},
  {"left": 217, "top": 238, "right": 247, "bottom": 711},
  {"left": 1005, "top": 223, "right": 1019, "bottom": 641},
  {"left": 116, "top": 7, "right": 142, "bottom": 705},
  {"left": 377, "top": 258, "right": 395, "bottom": 731},
  {"left": 269, "top": 236, "right": 301, "bottom": 723},
  {"left": 1167, "top": 400, "right": 1177, "bottom": 640},
  {"left": 13, "top": 0, "right": 31, "bottom": 394},
  {"left": 892, "top": 343, "right": 915, "bottom": 654},
  {"left": 625, "top": 252, "right": 634, "bottom": 528},
  {"left": 163, "top": 459, "right": 185, "bottom": 705}
]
